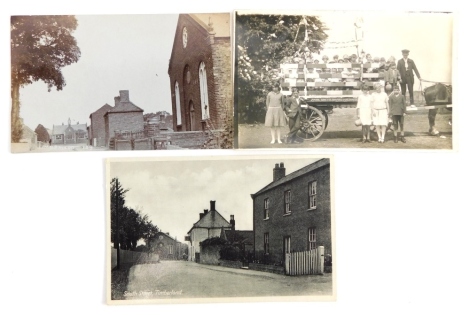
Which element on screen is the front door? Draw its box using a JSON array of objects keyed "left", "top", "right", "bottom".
[{"left": 283, "top": 236, "right": 291, "bottom": 269}]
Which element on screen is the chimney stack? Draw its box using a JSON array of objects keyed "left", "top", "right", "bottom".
[
  {"left": 204, "top": 209, "right": 208, "bottom": 214},
  {"left": 273, "top": 162, "right": 286, "bottom": 181},
  {"left": 210, "top": 200, "right": 216, "bottom": 211},
  {"left": 199, "top": 213, "right": 204, "bottom": 220},
  {"left": 119, "top": 90, "right": 129, "bottom": 102},
  {"left": 230, "top": 215, "right": 235, "bottom": 231},
  {"left": 114, "top": 96, "right": 120, "bottom": 107}
]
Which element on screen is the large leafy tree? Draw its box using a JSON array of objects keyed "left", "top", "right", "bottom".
[
  {"left": 11, "top": 15, "right": 81, "bottom": 142},
  {"left": 236, "top": 14, "right": 328, "bottom": 123},
  {"left": 110, "top": 178, "right": 159, "bottom": 251},
  {"left": 34, "top": 124, "right": 50, "bottom": 143}
]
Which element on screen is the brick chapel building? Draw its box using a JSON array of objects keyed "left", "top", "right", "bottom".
[
  {"left": 251, "top": 159, "right": 332, "bottom": 266},
  {"left": 168, "top": 13, "right": 232, "bottom": 132}
]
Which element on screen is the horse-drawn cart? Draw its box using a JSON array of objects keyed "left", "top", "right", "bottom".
[{"left": 278, "top": 61, "right": 452, "bottom": 140}]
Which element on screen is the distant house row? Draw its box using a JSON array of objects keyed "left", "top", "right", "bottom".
[
  {"left": 186, "top": 159, "right": 332, "bottom": 269},
  {"left": 148, "top": 231, "right": 188, "bottom": 261}
]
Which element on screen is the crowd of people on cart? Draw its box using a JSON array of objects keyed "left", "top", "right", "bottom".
[
  {"left": 264, "top": 49, "right": 422, "bottom": 145},
  {"left": 281, "top": 47, "right": 398, "bottom": 71}
]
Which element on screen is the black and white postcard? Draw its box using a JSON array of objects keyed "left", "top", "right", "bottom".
[
  {"left": 106, "top": 155, "right": 335, "bottom": 304},
  {"left": 235, "top": 11, "right": 453, "bottom": 149}
]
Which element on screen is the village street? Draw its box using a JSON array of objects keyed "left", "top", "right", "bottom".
[{"left": 123, "top": 261, "right": 332, "bottom": 300}]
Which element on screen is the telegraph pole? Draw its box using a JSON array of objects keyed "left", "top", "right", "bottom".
[{"left": 115, "top": 179, "right": 120, "bottom": 270}]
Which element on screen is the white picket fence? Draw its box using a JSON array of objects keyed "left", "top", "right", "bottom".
[{"left": 285, "top": 246, "right": 324, "bottom": 276}]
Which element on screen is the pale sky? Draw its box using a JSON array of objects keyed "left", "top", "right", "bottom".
[
  {"left": 19, "top": 15, "right": 178, "bottom": 130},
  {"left": 108, "top": 157, "right": 323, "bottom": 242},
  {"left": 318, "top": 11, "right": 453, "bottom": 84},
  {"left": 17, "top": 12, "right": 452, "bottom": 131}
]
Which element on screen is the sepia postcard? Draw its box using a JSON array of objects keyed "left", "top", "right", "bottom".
[
  {"left": 106, "top": 155, "right": 335, "bottom": 304},
  {"left": 235, "top": 11, "right": 453, "bottom": 150},
  {"left": 11, "top": 13, "right": 233, "bottom": 153}
]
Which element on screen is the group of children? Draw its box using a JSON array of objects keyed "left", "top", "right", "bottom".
[{"left": 356, "top": 81, "right": 407, "bottom": 144}]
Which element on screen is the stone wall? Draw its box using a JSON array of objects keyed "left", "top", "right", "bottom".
[
  {"left": 115, "top": 140, "right": 132, "bottom": 150},
  {"left": 200, "top": 245, "right": 222, "bottom": 265},
  {"left": 219, "top": 260, "right": 243, "bottom": 269},
  {"left": 248, "top": 263, "right": 285, "bottom": 275}
]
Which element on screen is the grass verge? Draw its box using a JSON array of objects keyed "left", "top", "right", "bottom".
[{"left": 111, "top": 263, "right": 133, "bottom": 300}]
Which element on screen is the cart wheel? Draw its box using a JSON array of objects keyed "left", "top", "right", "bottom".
[{"left": 297, "top": 106, "right": 326, "bottom": 141}]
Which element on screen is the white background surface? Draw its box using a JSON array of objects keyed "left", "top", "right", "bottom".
[{"left": 1, "top": 1, "right": 469, "bottom": 314}]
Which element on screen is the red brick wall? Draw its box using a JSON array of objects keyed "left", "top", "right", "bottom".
[
  {"left": 211, "top": 37, "right": 233, "bottom": 128},
  {"left": 169, "top": 15, "right": 231, "bottom": 131},
  {"left": 90, "top": 105, "right": 112, "bottom": 146},
  {"left": 105, "top": 111, "right": 144, "bottom": 146},
  {"left": 253, "top": 165, "right": 331, "bottom": 264}
]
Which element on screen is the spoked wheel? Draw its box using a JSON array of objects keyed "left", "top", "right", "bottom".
[{"left": 296, "top": 106, "right": 326, "bottom": 141}]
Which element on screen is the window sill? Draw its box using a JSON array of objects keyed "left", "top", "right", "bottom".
[
  {"left": 263, "top": 218, "right": 270, "bottom": 221},
  {"left": 283, "top": 213, "right": 292, "bottom": 217},
  {"left": 307, "top": 208, "right": 317, "bottom": 211}
]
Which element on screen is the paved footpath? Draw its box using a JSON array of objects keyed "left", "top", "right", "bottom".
[{"left": 124, "top": 261, "right": 333, "bottom": 300}]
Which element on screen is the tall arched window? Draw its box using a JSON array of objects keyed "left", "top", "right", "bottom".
[
  {"left": 175, "top": 81, "right": 181, "bottom": 125},
  {"left": 198, "top": 62, "right": 209, "bottom": 119}
]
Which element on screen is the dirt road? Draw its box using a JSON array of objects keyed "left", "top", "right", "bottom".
[
  {"left": 123, "top": 261, "right": 332, "bottom": 300},
  {"left": 238, "top": 107, "right": 452, "bottom": 149}
]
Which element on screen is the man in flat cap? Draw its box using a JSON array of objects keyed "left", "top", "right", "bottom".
[{"left": 397, "top": 49, "right": 421, "bottom": 107}]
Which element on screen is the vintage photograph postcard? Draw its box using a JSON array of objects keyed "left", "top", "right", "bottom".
[
  {"left": 106, "top": 155, "right": 335, "bottom": 304},
  {"left": 11, "top": 13, "right": 232, "bottom": 153},
  {"left": 235, "top": 11, "right": 453, "bottom": 149}
]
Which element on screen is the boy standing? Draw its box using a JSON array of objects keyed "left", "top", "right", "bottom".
[
  {"left": 384, "top": 62, "right": 401, "bottom": 94},
  {"left": 388, "top": 86, "right": 407, "bottom": 143}
]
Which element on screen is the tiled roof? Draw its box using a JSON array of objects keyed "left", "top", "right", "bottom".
[
  {"left": 252, "top": 158, "right": 330, "bottom": 197},
  {"left": 89, "top": 103, "right": 113, "bottom": 118},
  {"left": 154, "top": 232, "right": 178, "bottom": 242},
  {"left": 106, "top": 101, "right": 143, "bottom": 114},
  {"left": 189, "top": 13, "right": 230, "bottom": 37},
  {"left": 187, "top": 209, "right": 232, "bottom": 234}
]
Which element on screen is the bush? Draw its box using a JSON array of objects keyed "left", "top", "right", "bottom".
[
  {"left": 200, "top": 237, "right": 227, "bottom": 247},
  {"left": 219, "top": 245, "right": 240, "bottom": 261}
]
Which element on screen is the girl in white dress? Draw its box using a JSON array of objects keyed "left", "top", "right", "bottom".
[
  {"left": 371, "top": 84, "right": 390, "bottom": 143},
  {"left": 356, "top": 86, "right": 373, "bottom": 143},
  {"left": 264, "top": 85, "right": 286, "bottom": 144}
]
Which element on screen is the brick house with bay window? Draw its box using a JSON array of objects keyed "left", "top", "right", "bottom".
[
  {"left": 168, "top": 13, "right": 232, "bottom": 132},
  {"left": 251, "top": 159, "right": 332, "bottom": 266}
]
